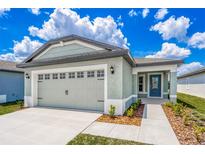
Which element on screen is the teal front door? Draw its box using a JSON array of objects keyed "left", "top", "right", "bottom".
[{"left": 149, "top": 74, "right": 161, "bottom": 97}]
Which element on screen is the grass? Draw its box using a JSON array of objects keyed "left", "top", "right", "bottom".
[
  {"left": 177, "top": 93, "right": 205, "bottom": 114},
  {"left": 0, "top": 101, "right": 24, "bottom": 115},
  {"left": 67, "top": 134, "right": 147, "bottom": 145}
]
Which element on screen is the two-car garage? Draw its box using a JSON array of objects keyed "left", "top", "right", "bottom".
[{"left": 37, "top": 69, "right": 105, "bottom": 112}]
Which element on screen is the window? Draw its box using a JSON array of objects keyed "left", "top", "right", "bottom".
[
  {"left": 87, "top": 71, "right": 95, "bottom": 78},
  {"left": 38, "top": 74, "right": 43, "bottom": 80},
  {"left": 138, "top": 76, "right": 144, "bottom": 92},
  {"left": 45, "top": 74, "right": 50, "bottom": 80},
  {"left": 151, "top": 77, "right": 159, "bottom": 89},
  {"left": 60, "top": 73, "right": 66, "bottom": 79},
  {"left": 68, "top": 72, "right": 75, "bottom": 78},
  {"left": 77, "top": 72, "right": 84, "bottom": 78},
  {"left": 52, "top": 73, "right": 58, "bottom": 79},
  {"left": 97, "top": 70, "right": 104, "bottom": 77}
]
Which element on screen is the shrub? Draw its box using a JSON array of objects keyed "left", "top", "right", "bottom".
[
  {"left": 193, "top": 124, "right": 205, "bottom": 143},
  {"left": 137, "top": 99, "right": 142, "bottom": 104},
  {"left": 182, "top": 111, "right": 191, "bottom": 126},
  {"left": 127, "top": 108, "right": 134, "bottom": 117},
  {"left": 132, "top": 103, "right": 137, "bottom": 110},
  {"left": 108, "top": 105, "right": 116, "bottom": 118},
  {"left": 164, "top": 102, "right": 173, "bottom": 108},
  {"left": 173, "top": 103, "right": 186, "bottom": 117}
]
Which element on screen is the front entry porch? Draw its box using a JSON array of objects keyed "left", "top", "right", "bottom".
[{"left": 132, "top": 64, "right": 177, "bottom": 103}]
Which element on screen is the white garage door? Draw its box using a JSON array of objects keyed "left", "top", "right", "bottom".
[{"left": 37, "top": 70, "right": 104, "bottom": 112}]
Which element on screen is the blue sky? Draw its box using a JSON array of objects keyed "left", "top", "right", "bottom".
[{"left": 0, "top": 8, "right": 205, "bottom": 75}]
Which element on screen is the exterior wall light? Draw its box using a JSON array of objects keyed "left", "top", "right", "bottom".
[
  {"left": 110, "top": 66, "right": 114, "bottom": 74},
  {"left": 25, "top": 73, "right": 30, "bottom": 79}
]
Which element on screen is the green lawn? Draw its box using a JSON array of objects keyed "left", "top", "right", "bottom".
[
  {"left": 0, "top": 101, "right": 24, "bottom": 115},
  {"left": 177, "top": 93, "right": 205, "bottom": 114},
  {"left": 68, "top": 134, "right": 146, "bottom": 145}
]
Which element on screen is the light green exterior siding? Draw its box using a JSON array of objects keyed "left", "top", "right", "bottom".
[
  {"left": 132, "top": 74, "right": 137, "bottom": 95},
  {"left": 37, "top": 43, "right": 98, "bottom": 60},
  {"left": 122, "top": 59, "right": 133, "bottom": 98},
  {"left": 122, "top": 59, "right": 134, "bottom": 110}
]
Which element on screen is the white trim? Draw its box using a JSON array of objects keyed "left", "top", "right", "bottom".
[
  {"left": 133, "top": 64, "right": 177, "bottom": 74},
  {"left": 138, "top": 74, "right": 145, "bottom": 93},
  {"left": 24, "top": 96, "right": 33, "bottom": 107},
  {"left": 30, "top": 64, "right": 108, "bottom": 112},
  {"left": 0, "top": 95, "right": 6, "bottom": 104},
  {"left": 147, "top": 72, "right": 164, "bottom": 98},
  {"left": 34, "top": 40, "right": 103, "bottom": 60}
]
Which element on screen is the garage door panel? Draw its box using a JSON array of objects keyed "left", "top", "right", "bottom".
[{"left": 37, "top": 71, "right": 104, "bottom": 111}]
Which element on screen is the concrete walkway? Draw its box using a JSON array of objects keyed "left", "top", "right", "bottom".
[
  {"left": 83, "top": 104, "right": 179, "bottom": 145},
  {"left": 138, "top": 104, "right": 179, "bottom": 144}
]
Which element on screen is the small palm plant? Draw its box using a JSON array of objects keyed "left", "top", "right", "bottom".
[{"left": 108, "top": 105, "right": 116, "bottom": 118}]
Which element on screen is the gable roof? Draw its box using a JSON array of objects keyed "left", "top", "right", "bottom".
[
  {"left": 17, "top": 34, "right": 183, "bottom": 68},
  {"left": 18, "top": 34, "right": 136, "bottom": 68},
  {"left": 134, "top": 58, "right": 183, "bottom": 67},
  {"left": 22, "top": 34, "right": 125, "bottom": 64},
  {"left": 0, "top": 61, "right": 24, "bottom": 73},
  {"left": 178, "top": 67, "right": 205, "bottom": 79}
]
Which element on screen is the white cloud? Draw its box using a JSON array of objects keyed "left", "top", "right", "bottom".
[
  {"left": 150, "top": 16, "right": 191, "bottom": 41},
  {"left": 128, "top": 9, "right": 137, "bottom": 17},
  {"left": 146, "top": 42, "right": 191, "bottom": 59},
  {"left": 0, "top": 53, "right": 24, "bottom": 62},
  {"left": 142, "top": 8, "right": 149, "bottom": 18},
  {"left": 117, "top": 15, "right": 124, "bottom": 27},
  {"left": 0, "top": 8, "right": 10, "bottom": 17},
  {"left": 177, "top": 62, "right": 204, "bottom": 76},
  {"left": 0, "top": 36, "right": 42, "bottom": 62},
  {"left": 188, "top": 32, "right": 205, "bottom": 49},
  {"left": 28, "top": 8, "right": 128, "bottom": 48},
  {"left": 29, "top": 8, "right": 41, "bottom": 15},
  {"left": 13, "top": 36, "right": 42, "bottom": 57},
  {"left": 154, "top": 8, "right": 168, "bottom": 20}
]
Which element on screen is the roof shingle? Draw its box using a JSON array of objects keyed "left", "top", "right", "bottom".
[{"left": 0, "top": 61, "right": 24, "bottom": 72}]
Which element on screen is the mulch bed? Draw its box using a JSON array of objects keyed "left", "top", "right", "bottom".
[
  {"left": 97, "top": 104, "right": 144, "bottom": 126},
  {"left": 162, "top": 105, "right": 200, "bottom": 145}
]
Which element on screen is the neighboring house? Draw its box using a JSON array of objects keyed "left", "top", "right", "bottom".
[
  {"left": 178, "top": 67, "right": 205, "bottom": 98},
  {"left": 17, "top": 35, "right": 182, "bottom": 115},
  {"left": 0, "top": 61, "right": 24, "bottom": 103}
]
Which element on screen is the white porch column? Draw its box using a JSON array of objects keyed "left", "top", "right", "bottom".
[
  {"left": 132, "top": 72, "right": 138, "bottom": 98},
  {"left": 170, "top": 71, "right": 177, "bottom": 103}
]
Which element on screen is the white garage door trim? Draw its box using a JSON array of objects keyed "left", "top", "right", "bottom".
[{"left": 30, "top": 64, "right": 108, "bottom": 112}]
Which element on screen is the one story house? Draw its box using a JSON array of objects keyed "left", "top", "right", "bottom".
[
  {"left": 17, "top": 35, "right": 182, "bottom": 115},
  {"left": 0, "top": 61, "right": 24, "bottom": 103},
  {"left": 178, "top": 67, "right": 205, "bottom": 98}
]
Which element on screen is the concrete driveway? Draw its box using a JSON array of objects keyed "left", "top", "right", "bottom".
[{"left": 0, "top": 107, "right": 101, "bottom": 145}]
